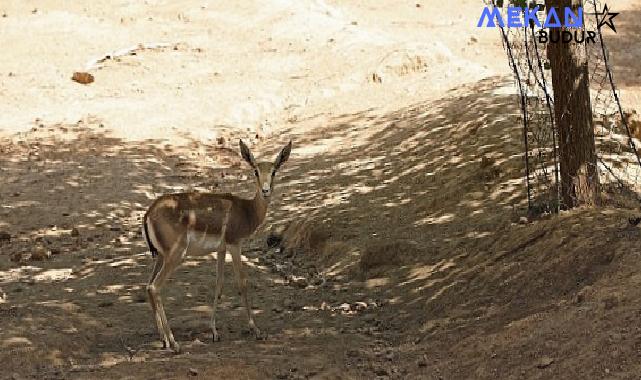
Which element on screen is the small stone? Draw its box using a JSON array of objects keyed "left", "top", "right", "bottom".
[
  {"left": 98, "top": 301, "right": 114, "bottom": 308},
  {"left": 536, "top": 357, "right": 554, "bottom": 369},
  {"left": 71, "top": 72, "right": 94, "bottom": 85},
  {"left": 339, "top": 303, "right": 351, "bottom": 312},
  {"left": 71, "top": 228, "right": 80, "bottom": 237},
  {"left": 0, "top": 231, "right": 11, "bottom": 241},
  {"left": 374, "top": 368, "right": 388, "bottom": 376},
  {"left": 30, "top": 246, "right": 50, "bottom": 261},
  {"left": 518, "top": 217, "right": 529, "bottom": 225},
  {"left": 188, "top": 368, "right": 198, "bottom": 376},
  {"left": 354, "top": 301, "right": 368, "bottom": 310},
  {"left": 192, "top": 338, "right": 205, "bottom": 346},
  {"left": 217, "top": 136, "right": 225, "bottom": 145}
]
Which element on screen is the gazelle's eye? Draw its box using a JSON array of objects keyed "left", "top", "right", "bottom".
[
  {"left": 254, "top": 169, "right": 259, "bottom": 177},
  {"left": 271, "top": 171, "right": 276, "bottom": 177}
]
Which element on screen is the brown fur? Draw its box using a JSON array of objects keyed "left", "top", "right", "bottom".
[{"left": 146, "top": 191, "right": 267, "bottom": 245}]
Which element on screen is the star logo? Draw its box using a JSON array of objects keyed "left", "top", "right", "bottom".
[{"left": 594, "top": 4, "right": 619, "bottom": 33}]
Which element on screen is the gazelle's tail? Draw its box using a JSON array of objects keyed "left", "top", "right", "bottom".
[{"left": 142, "top": 212, "right": 158, "bottom": 258}]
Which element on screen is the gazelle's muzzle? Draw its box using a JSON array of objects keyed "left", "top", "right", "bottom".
[{"left": 261, "top": 182, "right": 271, "bottom": 196}]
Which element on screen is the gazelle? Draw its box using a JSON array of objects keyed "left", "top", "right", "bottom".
[{"left": 143, "top": 139, "right": 291, "bottom": 352}]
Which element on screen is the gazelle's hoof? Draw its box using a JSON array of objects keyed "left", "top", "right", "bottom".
[
  {"left": 212, "top": 331, "right": 221, "bottom": 342},
  {"left": 253, "top": 328, "right": 266, "bottom": 341},
  {"left": 163, "top": 341, "right": 180, "bottom": 354}
]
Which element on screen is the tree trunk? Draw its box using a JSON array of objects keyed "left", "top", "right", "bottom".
[{"left": 545, "top": 0, "right": 599, "bottom": 208}]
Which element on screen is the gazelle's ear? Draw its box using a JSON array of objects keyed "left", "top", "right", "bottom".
[
  {"left": 274, "top": 140, "right": 292, "bottom": 171},
  {"left": 239, "top": 139, "right": 257, "bottom": 168}
]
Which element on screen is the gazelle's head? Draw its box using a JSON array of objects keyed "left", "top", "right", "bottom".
[{"left": 239, "top": 139, "right": 292, "bottom": 199}]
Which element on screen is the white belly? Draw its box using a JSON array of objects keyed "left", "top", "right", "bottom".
[{"left": 186, "top": 231, "right": 223, "bottom": 256}]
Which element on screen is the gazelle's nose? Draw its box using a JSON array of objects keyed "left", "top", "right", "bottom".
[
  {"left": 262, "top": 183, "right": 271, "bottom": 196},
  {"left": 262, "top": 189, "right": 270, "bottom": 196}
]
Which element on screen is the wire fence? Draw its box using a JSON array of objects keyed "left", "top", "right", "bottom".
[{"left": 488, "top": 0, "right": 641, "bottom": 213}]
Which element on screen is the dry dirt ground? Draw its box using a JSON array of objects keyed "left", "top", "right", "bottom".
[{"left": 2, "top": 1, "right": 641, "bottom": 379}]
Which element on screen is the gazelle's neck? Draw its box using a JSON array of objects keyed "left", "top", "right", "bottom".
[{"left": 252, "top": 189, "right": 269, "bottom": 225}]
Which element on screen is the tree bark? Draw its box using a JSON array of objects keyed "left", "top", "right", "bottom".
[{"left": 546, "top": 0, "right": 599, "bottom": 208}]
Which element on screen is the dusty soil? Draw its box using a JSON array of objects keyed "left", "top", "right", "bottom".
[{"left": 2, "top": 1, "right": 641, "bottom": 379}]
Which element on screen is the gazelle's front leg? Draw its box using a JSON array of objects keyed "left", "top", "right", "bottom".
[
  {"left": 210, "top": 248, "right": 225, "bottom": 342},
  {"left": 229, "top": 244, "right": 262, "bottom": 339}
]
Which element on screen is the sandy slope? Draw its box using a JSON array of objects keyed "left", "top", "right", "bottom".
[{"left": 0, "top": 0, "right": 501, "bottom": 142}]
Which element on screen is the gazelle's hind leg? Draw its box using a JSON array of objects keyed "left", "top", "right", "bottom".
[
  {"left": 147, "top": 257, "right": 166, "bottom": 347},
  {"left": 210, "top": 248, "right": 226, "bottom": 342},
  {"left": 147, "top": 241, "right": 187, "bottom": 353},
  {"left": 229, "top": 244, "right": 262, "bottom": 339}
]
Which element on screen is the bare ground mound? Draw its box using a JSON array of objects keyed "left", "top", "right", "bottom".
[{"left": 2, "top": 78, "right": 640, "bottom": 379}]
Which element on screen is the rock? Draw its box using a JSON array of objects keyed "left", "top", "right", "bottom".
[
  {"left": 0, "top": 231, "right": 11, "bottom": 242},
  {"left": 188, "top": 368, "right": 198, "bottom": 376},
  {"left": 217, "top": 136, "right": 225, "bottom": 145},
  {"left": 354, "top": 301, "right": 368, "bottom": 311},
  {"left": 71, "top": 228, "right": 80, "bottom": 237},
  {"left": 536, "top": 357, "right": 554, "bottom": 369},
  {"left": 290, "top": 276, "right": 308, "bottom": 288},
  {"left": 72, "top": 72, "right": 94, "bottom": 85},
  {"left": 339, "top": 303, "right": 351, "bottom": 312},
  {"left": 374, "top": 368, "right": 388, "bottom": 376},
  {"left": 30, "top": 246, "right": 50, "bottom": 261}
]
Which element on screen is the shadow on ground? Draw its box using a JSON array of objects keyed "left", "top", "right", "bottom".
[{"left": 2, "top": 77, "right": 641, "bottom": 379}]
